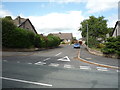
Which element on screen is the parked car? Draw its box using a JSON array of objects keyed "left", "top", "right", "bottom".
[{"left": 73, "top": 43, "right": 80, "bottom": 48}]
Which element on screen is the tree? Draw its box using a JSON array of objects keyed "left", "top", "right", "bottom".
[
  {"left": 5, "top": 16, "right": 13, "bottom": 20},
  {"left": 79, "top": 16, "right": 110, "bottom": 47}
]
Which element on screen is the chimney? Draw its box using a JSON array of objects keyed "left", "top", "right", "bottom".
[
  {"left": 59, "top": 32, "right": 61, "bottom": 34},
  {"left": 17, "top": 16, "right": 21, "bottom": 25}
]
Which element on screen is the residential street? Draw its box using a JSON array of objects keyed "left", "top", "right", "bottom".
[{"left": 2, "top": 45, "right": 119, "bottom": 88}]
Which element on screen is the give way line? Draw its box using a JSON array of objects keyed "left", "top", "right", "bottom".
[{"left": 0, "top": 77, "right": 52, "bottom": 87}]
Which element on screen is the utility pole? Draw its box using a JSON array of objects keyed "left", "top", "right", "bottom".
[{"left": 87, "top": 24, "right": 88, "bottom": 48}]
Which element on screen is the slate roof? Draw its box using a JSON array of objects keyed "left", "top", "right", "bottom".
[
  {"left": 52, "top": 32, "right": 73, "bottom": 40},
  {"left": 112, "top": 21, "right": 120, "bottom": 37},
  {"left": 13, "top": 16, "right": 37, "bottom": 34}
]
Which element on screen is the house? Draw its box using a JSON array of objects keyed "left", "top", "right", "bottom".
[
  {"left": 52, "top": 32, "right": 73, "bottom": 43},
  {"left": 13, "top": 16, "right": 37, "bottom": 34},
  {"left": 112, "top": 21, "right": 120, "bottom": 37}
]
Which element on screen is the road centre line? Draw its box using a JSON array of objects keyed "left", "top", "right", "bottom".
[
  {"left": 3, "top": 60, "right": 7, "bottom": 62},
  {"left": 80, "top": 66, "right": 91, "bottom": 70},
  {"left": 43, "top": 58, "right": 51, "bottom": 61},
  {"left": 97, "top": 67, "right": 108, "bottom": 71},
  {"left": 55, "top": 52, "right": 62, "bottom": 56},
  {"left": 35, "top": 61, "right": 46, "bottom": 65},
  {"left": 0, "top": 77, "right": 52, "bottom": 87},
  {"left": 64, "top": 64, "right": 74, "bottom": 68},
  {"left": 48, "top": 63, "right": 59, "bottom": 67}
]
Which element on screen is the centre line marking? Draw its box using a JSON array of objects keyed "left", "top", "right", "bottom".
[
  {"left": 0, "top": 77, "right": 52, "bottom": 87},
  {"left": 97, "top": 67, "right": 108, "bottom": 71},
  {"left": 55, "top": 52, "right": 62, "bottom": 56},
  {"left": 3, "top": 60, "right": 7, "bottom": 62},
  {"left": 80, "top": 66, "right": 91, "bottom": 70},
  {"left": 35, "top": 61, "right": 46, "bottom": 65},
  {"left": 43, "top": 58, "right": 51, "bottom": 61}
]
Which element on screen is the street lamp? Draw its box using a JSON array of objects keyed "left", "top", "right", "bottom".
[{"left": 86, "top": 24, "right": 88, "bottom": 48}]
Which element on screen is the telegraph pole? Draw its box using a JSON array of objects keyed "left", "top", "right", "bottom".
[{"left": 87, "top": 24, "right": 88, "bottom": 48}]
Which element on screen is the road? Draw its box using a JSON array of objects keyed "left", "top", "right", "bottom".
[{"left": 2, "top": 45, "right": 119, "bottom": 88}]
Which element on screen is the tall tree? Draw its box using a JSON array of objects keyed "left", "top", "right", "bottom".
[
  {"left": 79, "top": 16, "right": 109, "bottom": 47},
  {"left": 79, "top": 16, "right": 108, "bottom": 39}
]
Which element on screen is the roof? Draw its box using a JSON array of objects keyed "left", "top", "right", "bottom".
[
  {"left": 13, "top": 16, "right": 37, "bottom": 34},
  {"left": 112, "top": 21, "right": 120, "bottom": 37},
  {"left": 14, "top": 16, "right": 26, "bottom": 26},
  {"left": 52, "top": 32, "right": 73, "bottom": 40},
  {"left": 19, "top": 19, "right": 37, "bottom": 34}
]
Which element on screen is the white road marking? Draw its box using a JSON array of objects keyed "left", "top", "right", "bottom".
[
  {"left": 116, "top": 70, "right": 120, "bottom": 72},
  {"left": 85, "top": 58, "right": 92, "bottom": 59},
  {"left": 3, "top": 60, "right": 7, "bottom": 62},
  {"left": 17, "top": 61, "right": 20, "bottom": 63},
  {"left": 0, "top": 77, "right": 52, "bottom": 87},
  {"left": 43, "top": 58, "right": 51, "bottom": 61},
  {"left": 97, "top": 67, "right": 108, "bottom": 71},
  {"left": 48, "top": 63, "right": 59, "bottom": 67},
  {"left": 28, "top": 63, "right": 32, "bottom": 64},
  {"left": 57, "top": 56, "right": 70, "bottom": 62},
  {"left": 64, "top": 64, "right": 74, "bottom": 68},
  {"left": 80, "top": 66, "right": 91, "bottom": 70},
  {"left": 35, "top": 61, "right": 46, "bottom": 65},
  {"left": 55, "top": 52, "right": 62, "bottom": 56}
]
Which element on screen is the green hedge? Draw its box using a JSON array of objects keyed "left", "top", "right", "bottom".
[
  {"left": 47, "top": 34, "right": 61, "bottom": 48},
  {"left": 101, "top": 36, "right": 120, "bottom": 57},
  {"left": 2, "top": 17, "right": 61, "bottom": 49},
  {"left": 2, "top": 18, "right": 36, "bottom": 48}
]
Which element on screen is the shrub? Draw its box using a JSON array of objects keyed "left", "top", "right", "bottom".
[
  {"left": 34, "top": 34, "right": 42, "bottom": 48},
  {"left": 47, "top": 34, "right": 61, "bottom": 48},
  {"left": 97, "top": 43, "right": 105, "bottom": 48},
  {"left": 2, "top": 18, "right": 36, "bottom": 48},
  {"left": 101, "top": 36, "right": 120, "bottom": 58}
]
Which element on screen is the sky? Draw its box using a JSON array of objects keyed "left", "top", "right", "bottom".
[{"left": 1, "top": 0, "right": 119, "bottom": 39}]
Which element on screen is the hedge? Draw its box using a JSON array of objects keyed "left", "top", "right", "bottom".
[
  {"left": 2, "top": 17, "right": 61, "bottom": 49},
  {"left": 101, "top": 36, "right": 120, "bottom": 57}
]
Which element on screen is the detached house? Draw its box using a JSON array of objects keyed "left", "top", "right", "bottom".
[
  {"left": 13, "top": 16, "right": 37, "bottom": 34},
  {"left": 52, "top": 32, "right": 73, "bottom": 43},
  {"left": 112, "top": 21, "right": 120, "bottom": 37}
]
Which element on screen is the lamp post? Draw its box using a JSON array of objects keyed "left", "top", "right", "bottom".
[{"left": 86, "top": 24, "right": 88, "bottom": 48}]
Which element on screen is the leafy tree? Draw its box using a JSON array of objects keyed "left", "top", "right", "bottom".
[
  {"left": 5, "top": 16, "right": 13, "bottom": 20},
  {"left": 79, "top": 16, "right": 110, "bottom": 47},
  {"left": 107, "top": 27, "right": 114, "bottom": 36}
]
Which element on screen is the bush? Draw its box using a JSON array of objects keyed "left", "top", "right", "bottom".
[
  {"left": 2, "top": 17, "right": 61, "bottom": 49},
  {"left": 47, "top": 34, "right": 61, "bottom": 48},
  {"left": 2, "top": 18, "right": 36, "bottom": 48},
  {"left": 34, "top": 34, "right": 42, "bottom": 48},
  {"left": 97, "top": 43, "right": 105, "bottom": 48},
  {"left": 101, "top": 36, "right": 120, "bottom": 57}
]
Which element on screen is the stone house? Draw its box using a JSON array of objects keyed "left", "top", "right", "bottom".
[
  {"left": 112, "top": 21, "right": 120, "bottom": 37},
  {"left": 13, "top": 16, "right": 37, "bottom": 34},
  {"left": 52, "top": 32, "right": 73, "bottom": 43}
]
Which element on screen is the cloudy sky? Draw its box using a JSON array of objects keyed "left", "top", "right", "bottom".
[{"left": 1, "top": 0, "right": 119, "bottom": 39}]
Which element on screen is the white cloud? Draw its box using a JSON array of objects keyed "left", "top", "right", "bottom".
[
  {"left": 27, "top": 11, "right": 84, "bottom": 39},
  {"left": 0, "top": 9, "right": 12, "bottom": 17},
  {"left": 106, "top": 14, "right": 118, "bottom": 28},
  {"left": 86, "top": 0, "right": 119, "bottom": 13}
]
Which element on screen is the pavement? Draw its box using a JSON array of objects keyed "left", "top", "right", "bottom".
[
  {"left": 79, "top": 45, "right": 119, "bottom": 68},
  {"left": 2, "top": 51, "right": 35, "bottom": 57}
]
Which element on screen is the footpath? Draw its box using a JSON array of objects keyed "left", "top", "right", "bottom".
[
  {"left": 2, "top": 51, "right": 35, "bottom": 57},
  {"left": 78, "top": 45, "right": 119, "bottom": 69}
]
